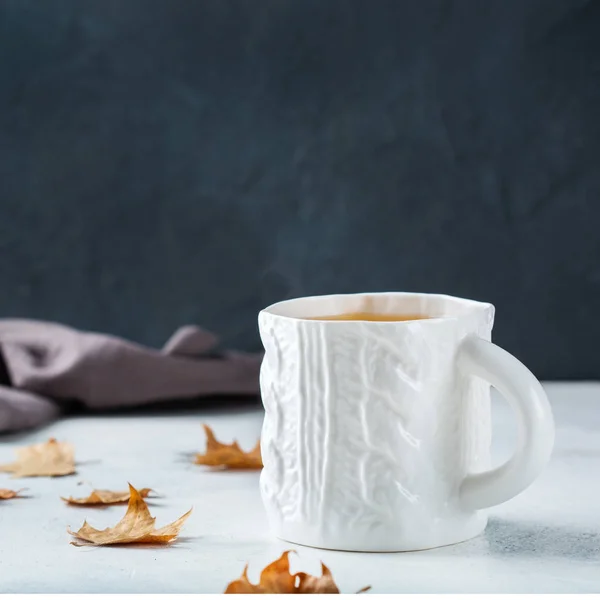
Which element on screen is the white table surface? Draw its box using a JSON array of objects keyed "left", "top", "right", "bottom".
[{"left": 0, "top": 382, "right": 599, "bottom": 594}]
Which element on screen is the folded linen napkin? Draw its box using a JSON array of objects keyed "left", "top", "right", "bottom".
[{"left": 0, "top": 320, "right": 262, "bottom": 433}]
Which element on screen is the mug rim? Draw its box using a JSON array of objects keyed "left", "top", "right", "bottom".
[{"left": 260, "top": 291, "right": 494, "bottom": 324}]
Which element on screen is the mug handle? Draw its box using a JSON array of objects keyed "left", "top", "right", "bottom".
[{"left": 457, "top": 335, "right": 555, "bottom": 511}]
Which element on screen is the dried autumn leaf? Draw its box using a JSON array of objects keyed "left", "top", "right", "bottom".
[
  {"left": 194, "top": 424, "right": 262, "bottom": 470},
  {"left": 224, "top": 551, "right": 370, "bottom": 594},
  {"left": 68, "top": 484, "right": 191, "bottom": 546},
  {"left": 225, "top": 551, "right": 297, "bottom": 594},
  {"left": 62, "top": 487, "right": 153, "bottom": 506},
  {"left": 0, "top": 438, "right": 75, "bottom": 478},
  {"left": 0, "top": 489, "right": 25, "bottom": 500}
]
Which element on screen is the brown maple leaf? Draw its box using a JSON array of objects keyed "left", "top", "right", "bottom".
[
  {"left": 224, "top": 551, "right": 371, "bottom": 594},
  {"left": 68, "top": 484, "right": 191, "bottom": 546},
  {"left": 194, "top": 424, "right": 262, "bottom": 469},
  {"left": 0, "top": 489, "right": 25, "bottom": 500},
  {"left": 0, "top": 438, "right": 75, "bottom": 478},
  {"left": 62, "top": 487, "right": 153, "bottom": 506}
]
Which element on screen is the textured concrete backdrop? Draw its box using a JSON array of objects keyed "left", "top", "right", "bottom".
[{"left": 0, "top": 0, "right": 599, "bottom": 379}]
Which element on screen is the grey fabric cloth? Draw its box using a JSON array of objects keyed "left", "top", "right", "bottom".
[{"left": 0, "top": 320, "right": 262, "bottom": 433}]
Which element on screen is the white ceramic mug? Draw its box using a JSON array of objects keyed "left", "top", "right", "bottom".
[{"left": 258, "top": 292, "right": 554, "bottom": 552}]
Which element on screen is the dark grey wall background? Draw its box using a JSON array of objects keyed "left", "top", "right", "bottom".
[{"left": 0, "top": 0, "right": 598, "bottom": 379}]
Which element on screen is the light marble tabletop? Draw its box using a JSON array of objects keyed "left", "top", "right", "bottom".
[{"left": 0, "top": 382, "right": 598, "bottom": 593}]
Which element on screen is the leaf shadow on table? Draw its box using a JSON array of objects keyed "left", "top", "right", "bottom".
[
  {"left": 480, "top": 517, "right": 600, "bottom": 562},
  {"left": 76, "top": 459, "right": 102, "bottom": 467},
  {"left": 176, "top": 451, "right": 200, "bottom": 464},
  {"left": 71, "top": 536, "right": 199, "bottom": 551},
  {"left": 63, "top": 500, "right": 164, "bottom": 510}
]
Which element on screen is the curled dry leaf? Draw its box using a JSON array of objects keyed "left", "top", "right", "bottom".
[
  {"left": 225, "top": 551, "right": 370, "bottom": 594},
  {"left": 0, "top": 489, "right": 25, "bottom": 500},
  {"left": 0, "top": 438, "right": 75, "bottom": 478},
  {"left": 62, "top": 487, "right": 153, "bottom": 506},
  {"left": 194, "top": 424, "right": 262, "bottom": 470},
  {"left": 68, "top": 484, "right": 191, "bottom": 546}
]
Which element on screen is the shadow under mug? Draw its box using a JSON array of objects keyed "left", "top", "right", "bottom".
[{"left": 258, "top": 292, "right": 554, "bottom": 552}]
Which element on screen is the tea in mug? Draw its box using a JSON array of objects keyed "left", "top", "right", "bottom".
[{"left": 308, "top": 312, "right": 430, "bottom": 322}]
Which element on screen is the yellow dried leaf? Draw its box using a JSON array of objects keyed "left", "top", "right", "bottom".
[
  {"left": 225, "top": 551, "right": 370, "bottom": 594},
  {"left": 62, "top": 487, "right": 152, "bottom": 506},
  {"left": 68, "top": 484, "right": 191, "bottom": 546},
  {"left": 0, "top": 438, "right": 75, "bottom": 478},
  {"left": 194, "top": 424, "right": 262, "bottom": 470},
  {"left": 0, "top": 489, "right": 25, "bottom": 500}
]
